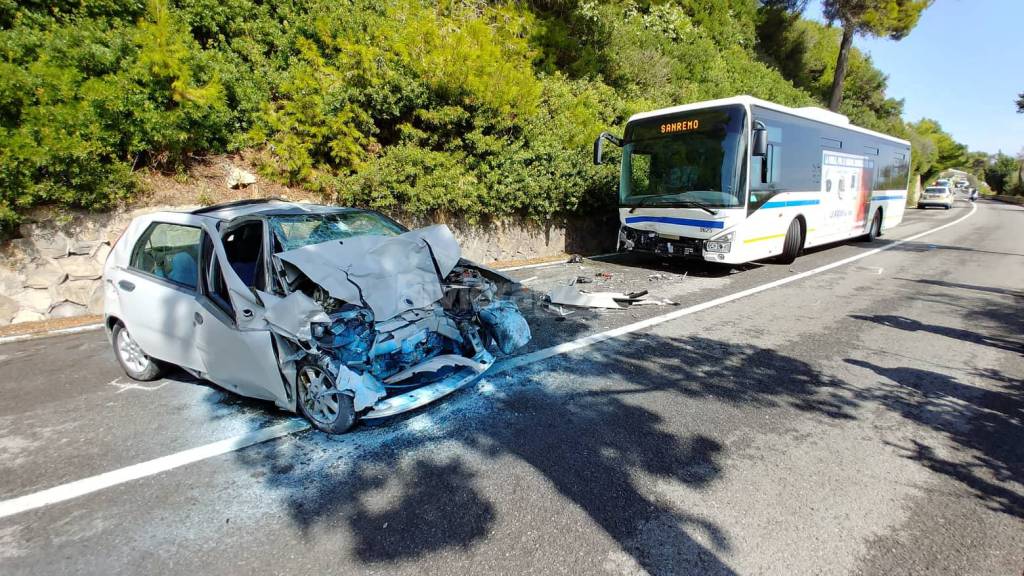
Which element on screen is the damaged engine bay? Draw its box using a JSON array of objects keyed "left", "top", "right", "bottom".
[{"left": 259, "top": 222, "right": 531, "bottom": 432}]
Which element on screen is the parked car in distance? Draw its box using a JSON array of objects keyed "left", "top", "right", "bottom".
[
  {"left": 102, "top": 199, "right": 531, "bottom": 433},
  {"left": 918, "top": 186, "right": 954, "bottom": 210}
]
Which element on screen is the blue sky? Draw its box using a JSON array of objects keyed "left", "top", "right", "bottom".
[{"left": 806, "top": 0, "right": 1024, "bottom": 155}]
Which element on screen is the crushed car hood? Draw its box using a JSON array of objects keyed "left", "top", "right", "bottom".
[{"left": 275, "top": 224, "right": 462, "bottom": 322}]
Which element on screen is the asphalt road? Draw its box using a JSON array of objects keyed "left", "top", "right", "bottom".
[{"left": 1, "top": 198, "right": 1021, "bottom": 575}]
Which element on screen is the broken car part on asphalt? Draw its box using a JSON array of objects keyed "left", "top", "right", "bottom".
[{"left": 546, "top": 285, "right": 677, "bottom": 310}]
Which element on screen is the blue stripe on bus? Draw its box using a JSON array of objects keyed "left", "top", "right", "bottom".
[
  {"left": 871, "top": 195, "right": 905, "bottom": 201},
  {"left": 762, "top": 199, "right": 821, "bottom": 209},
  {"left": 623, "top": 216, "right": 726, "bottom": 229}
]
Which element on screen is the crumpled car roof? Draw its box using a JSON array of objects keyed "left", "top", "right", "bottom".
[{"left": 275, "top": 224, "right": 462, "bottom": 321}]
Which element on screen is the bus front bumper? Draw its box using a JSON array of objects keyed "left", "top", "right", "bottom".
[{"left": 619, "top": 226, "right": 712, "bottom": 260}]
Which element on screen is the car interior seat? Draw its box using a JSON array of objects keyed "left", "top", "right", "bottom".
[
  {"left": 166, "top": 251, "right": 198, "bottom": 287},
  {"left": 224, "top": 222, "right": 263, "bottom": 289}
]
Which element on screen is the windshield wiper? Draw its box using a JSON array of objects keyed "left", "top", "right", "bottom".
[
  {"left": 626, "top": 197, "right": 719, "bottom": 215},
  {"left": 676, "top": 200, "right": 719, "bottom": 216},
  {"left": 627, "top": 197, "right": 654, "bottom": 213}
]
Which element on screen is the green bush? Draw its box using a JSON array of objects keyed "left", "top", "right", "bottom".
[{"left": 0, "top": 0, "right": 972, "bottom": 236}]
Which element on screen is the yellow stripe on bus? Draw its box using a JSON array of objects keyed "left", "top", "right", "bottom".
[{"left": 743, "top": 233, "right": 787, "bottom": 244}]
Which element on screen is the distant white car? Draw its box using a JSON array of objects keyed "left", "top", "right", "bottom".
[
  {"left": 103, "top": 200, "right": 530, "bottom": 433},
  {"left": 918, "top": 186, "right": 954, "bottom": 210}
]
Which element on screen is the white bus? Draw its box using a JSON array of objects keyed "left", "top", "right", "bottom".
[{"left": 593, "top": 96, "right": 911, "bottom": 264}]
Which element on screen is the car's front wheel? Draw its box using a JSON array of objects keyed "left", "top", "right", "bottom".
[
  {"left": 296, "top": 362, "right": 356, "bottom": 434},
  {"left": 112, "top": 321, "right": 164, "bottom": 381}
]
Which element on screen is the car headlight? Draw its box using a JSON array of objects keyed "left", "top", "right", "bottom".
[{"left": 705, "top": 231, "right": 734, "bottom": 253}]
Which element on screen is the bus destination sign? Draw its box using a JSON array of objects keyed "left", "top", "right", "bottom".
[{"left": 660, "top": 119, "right": 700, "bottom": 134}]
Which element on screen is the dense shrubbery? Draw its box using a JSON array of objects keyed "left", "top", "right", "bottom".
[{"left": 0, "top": 0, "right": 969, "bottom": 235}]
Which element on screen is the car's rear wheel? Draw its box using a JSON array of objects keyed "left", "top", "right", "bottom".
[
  {"left": 297, "top": 363, "right": 356, "bottom": 434},
  {"left": 777, "top": 219, "right": 803, "bottom": 264},
  {"left": 112, "top": 322, "right": 164, "bottom": 381}
]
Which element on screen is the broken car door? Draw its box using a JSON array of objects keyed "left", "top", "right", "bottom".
[{"left": 192, "top": 230, "right": 290, "bottom": 408}]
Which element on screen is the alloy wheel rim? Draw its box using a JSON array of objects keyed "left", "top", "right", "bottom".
[
  {"left": 117, "top": 328, "right": 148, "bottom": 374},
  {"left": 299, "top": 365, "right": 340, "bottom": 426}
]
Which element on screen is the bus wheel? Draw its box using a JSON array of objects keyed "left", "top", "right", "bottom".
[
  {"left": 777, "top": 219, "right": 802, "bottom": 264},
  {"left": 866, "top": 211, "right": 882, "bottom": 242}
]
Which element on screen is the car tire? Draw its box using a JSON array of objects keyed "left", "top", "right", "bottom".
[
  {"left": 865, "top": 210, "right": 882, "bottom": 242},
  {"left": 917, "top": 204, "right": 924, "bottom": 209},
  {"left": 112, "top": 321, "right": 165, "bottom": 381},
  {"left": 296, "top": 362, "right": 356, "bottom": 434},
  {"left": 777, "top": 219, "right": 802, "bottom": 264}
]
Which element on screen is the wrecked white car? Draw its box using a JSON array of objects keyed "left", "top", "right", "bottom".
[{"left": 103, "top": 200, "right": 530, "bottom": 433}]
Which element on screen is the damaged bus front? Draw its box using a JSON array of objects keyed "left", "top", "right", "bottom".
[
  {"left": 263, "top": 218, "right": 530, "bottom": 433},
  {"left": 594, "top": 96, "right": 911, "bottom": 265},
  {"left": 594, "top": 101, "right": 749, "bottom": 262}
]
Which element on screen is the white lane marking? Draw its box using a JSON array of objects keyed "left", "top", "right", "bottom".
[
  {"left": 497, "top": 260, "right": 572, "bottom": 272},
  {"left": 106, "top": 377, "right": 168, "bottom": 394},
  {"left": 0, "top": 322, "right": 104, "bottom": 345},
  {"left": 493, "top": 202, "right": 978, "bottom": 374},
  {"left": 0, "top": 204, "right": 977, "bottom": 518},
  {"left": 0, "top": 419, "right": 309, "bottom": 520},
  {"left": 496, "top": 252, "right": 619, "bottom": 272}
]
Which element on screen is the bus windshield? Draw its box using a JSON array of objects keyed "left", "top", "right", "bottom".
[{"left": 620, "top": 105, "right": 746, "bottom": 209}]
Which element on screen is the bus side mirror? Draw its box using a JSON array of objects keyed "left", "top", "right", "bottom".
[
  {"left": 593, "top": 132, "right": 622, "bottom": 165},
  {"left": 752, "top": 122, "right": 768, "bottom": 157}
]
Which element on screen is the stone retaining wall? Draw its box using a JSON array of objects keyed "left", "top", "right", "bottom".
[{"left": 0, "top": 205, "right": 616, "bottom": 326}]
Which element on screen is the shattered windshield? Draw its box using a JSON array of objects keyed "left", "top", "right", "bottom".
[{"left": 269, "top": 212, "right": 405, "bottom": 252}]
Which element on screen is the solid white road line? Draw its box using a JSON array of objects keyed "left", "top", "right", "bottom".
[
  {"left": 0, "top": 419, "right": 309, "bottom": 520},
  {"left": 495, "top": 252, "right": 620, "bottom": 272},
  {"left": 0, "top": 203, "right": 977, "bottom": 519},
  {"left": 0, "top": 322, "right": 104, "bottom": 345}
]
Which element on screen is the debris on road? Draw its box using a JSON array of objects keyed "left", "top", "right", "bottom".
[
  {"left": 595, "top": 272, "right": 613, "bottom": 280},
  {"left": 548, "top": 286, "right": 623, "bottom": 309},
  {"left": 546, "top": 286, "right": 676, "bottom": 310},
  {"left": 567, "top": 254, "right": 583, "bottom": 263},
  {"left": 544, "top": 303, "right": 576, "bottom": 318},
  {"left": 574, "top": 276, "right": 593, "bottom": 284}
]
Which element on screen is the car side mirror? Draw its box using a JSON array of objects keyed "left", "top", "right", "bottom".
[
  {"left": 593, "top": 132, "right": 622, "bottom": 165},
  {"left": 752, "top": 121, "right": 768, "bottom": 157}
]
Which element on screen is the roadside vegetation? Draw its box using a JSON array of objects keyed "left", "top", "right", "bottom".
[{"left": 0, "top": 0, "right": 976, "bottom": 236}]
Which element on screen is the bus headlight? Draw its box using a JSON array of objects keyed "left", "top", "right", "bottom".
[{"left": 705, "top": 232, "right": 734, "bottom": 253}]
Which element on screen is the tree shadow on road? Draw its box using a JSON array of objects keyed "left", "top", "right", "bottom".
[
  {"left": 844, "top": 358, "right": 1024, "bottom": 519},
  {"left": 231, "top": 332, "right": 859, "bottom": 574},
  {"left": 850, "top": 314, "right": 1023, "bottom": 355}
]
